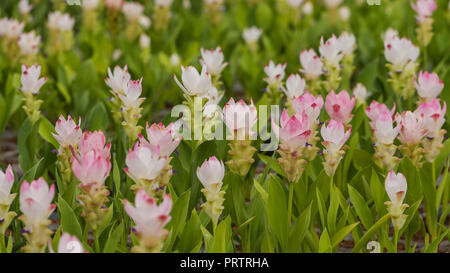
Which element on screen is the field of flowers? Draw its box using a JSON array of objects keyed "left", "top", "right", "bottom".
[{"left": 0, "top": 0, "right": 449, "bottom": 254}]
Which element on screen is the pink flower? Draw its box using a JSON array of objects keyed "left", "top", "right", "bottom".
[
  {"left": 372, "top": 112, "right": 400, "bottom": 145},
  {"left": 411, "top": 0, "right": 437, "bottom": 21},
  {"left": 105, "top": 0, "right": 124, "bottom": 10},
  {"left": 78, "top": 131, "right": 111, "bottom": 161},
  {"left": 19, "top": 178, "right": 56, "bottom": 228},
  {"left": 105, "top": 65, "right": 131, "bottom": 94},
  {"left": 72, "top": 150, "right": 111, "bottom": 188},
  {"left": 264, "top": 60, "right": 286, "bottom": 87},
  {"left": 119, "top": 78, "right": 145, "bottom": 109},
  {"left": 414, "top": 70, "right": 444, "bottom": 101},
  {"left": 139, "top": 122, "right": 182, "bottom": 157},
  {"left": 338, "top": 32, "right": 356, "bottom": 56},
  {"left": 365, "top": 101, "right": 396, "bottom": 127},
  {"left": 125, "top": 143, "right": 167, "bottom": 182},
  {"left": 320, "top": 120, "right": 351, "bottom": 154},
  {"left": 299, "top": 49, "right": 323, "bottom": 78},
  {"left": 174, "top": 65, "right": 212, "bottom": 97},
  {"left": 196, "top": 156, "right": 225, "bottom": 192},
  {"left": 385, "top": 170, "right": 407, "bottom": 206},
  {"left": 223, "top": 98, "right": 258, "bottom": 136},
  {"left": 200, "top": 47, "right": 228, "bottom": 76},
  {"left": 49, "top": 233, "right": 85, "bottom": 253},
  {"left": 47, "top": 11, "right": 75, "bottom": 32},
  {"left": 272, "top": 109, "right": 311, "bottom": 152},
  {"left": 395, "top": 111, "right": 427, "bottom": 145},
  {"left": 20, "top": 64, "right": 47, "bottom": 95},
  {"left": 384, "top": 36, "right": 419, "bottom": 71},
  {"left": 18, "top": 31, "right": 40, "bottom": 56},
  {"left": 325, "top": 90, "right": 355, "bottom": 124},
  {"left": 416, "top": 99, "right": 446, "bottom": 138},
  {"left": 292, "top": 92, "right": 324, "bottom": 125},
  {"left": 282, "top": 74, "right": 305, "bottom": 99},
  {"left": 319, "top": 35, "right": 343, "bottom": 66},
  {"left": 0, "top": 165, "right": 15, "bottom": 206},
  {"left": 122, "top": 2, "right": 144, "bottom": 21},
  {"left": 124, "top": 190, "right": 172, "bottom": 238},
  {"left": 52, "top": 115, "right": 82, "bottom": 149}
]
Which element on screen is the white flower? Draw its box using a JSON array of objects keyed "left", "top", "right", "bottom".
[
  {"left": 200, "top": 47, "right": 228, "bottom": 76},
  {"left": 300, "top": 49, "right": 323, "bottom": 78},
  {"left": 125, "top": 144, "right": 167, "bottom": 182},
  {"left": 119, "top": 79, "right": 145, "bottom": 109},
  {"left": 48, "top": 11, "right": 75, "bottom": 32},
  {"left": 174, "top": 65, "right": 212, "bottom": 97},
  {"left": 319, "top": 34, "right": 343, "bottom": 67},
  {"left": 105, "top": 65, "right": 131, "bottom": 94},
  {"left": 264, "top": 60, "right": 286, "bottom": 87},
  {"left": 105, "top": 0, "right": 124, "bottom": 10},
  {"left": 19, "top": 0, "right": 33, "bottom": 15},
  {"left": 338, "top": 32, "right": 356, "bottom": 56},
  {"left": 52, "top": 115, "right": 82, "bottom": 149},
  {"left": 384, "top": 36, "right": 419, "bottom": 71},
  {"left": 20, "top": 65, "right": 47, "bottom": 95},
  {"left": 156, "top": 0, "right": 173, "bottom": 7},
  {"left": 139, "top": 16, "right": 151, "bottom": 29},
  {"left": 302, "top": 2, "right": 313, "bottom": 14},
  {"left": 339, "top": 6, "right": 350, "bottom": 21},
  {"left": 385, "top": 170, "right": 407, "bottom": 206},
  {"left": 352, "top": 83, "right": 368, "bottom": 104},
  {"left": 287, "top": 0, "right": 304, "bottom": 8},
  {"left": 243, "top": 26, "right": 262, "bottom": 44},
  {"left": 82, "top": 0, "right": 99, "bottom": 10},
  {"left": 223, "top": 98, "right": 258, "bottom": 136},
  {"left": 0, "top": 165, "right": 15, "bottom": 206},
  {"left": 18, "top": 31, "right": 40, "bottom": 56},
  {"left": 170, "top": 53, "right": 181, "bottom": 67},
  {"left": 139, "top": 34, "right": 151, "bottom": 48},
  {"left": 2, "top": 19, "right": 25, "bottom": 39},
  {"left": 282, "top": 74, "right": 305, "bottom": 99},
  {"left": 196, "top": 156, "right": 225, "bottom": 194},
  {"left": 325, "top": 0, "right": 343, "bottom": 9},
  {"left": 50, "top": 233, "right": 85, "bottom": 253},
  {"left": 122, "top": 2, "right": 144, "bottom": 21},
  {"left": 382, "top": 28, "right": 399, "bottom": 45}
]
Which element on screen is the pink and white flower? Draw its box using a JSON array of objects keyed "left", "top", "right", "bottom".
[
  {"left": 155, "top": 0, "right": 173, "bottom": 7},
  {"left": 18, "top": 31, "right": 41, "bottom": 56},
  {"left": 282, "top": 74, "right": 306, "bottom": 99},
  {"left": 264, "top": 60, "right": 287, "bottom": 87},
  {"left": 47, "top": 11, "right": 75, "bottom": 32},
  {"left": 395, "top": 111, "right": 427, "bottom": 145},
  {"left": 20, "top": 65, "right": 47, "bottom": 95},
  {"left": 286, "top": 0, "right": 304, "bottom": 8},
  {"left": 319, "top": 35, "right": 343, "bottom": 67},
  {"left": 49, "top": 233, "right": 85, "bottom": 253},
  {"left": 122, "top": 2, "right": 144, "bottom": 21},
  {"left": 175, "top": 65, "right": 212, "bottom": 97},
  {"left": 338, "top": 32, "right": 356, "bottom": 56},
  {"left": 19, "top": 0, "right": 33, "bottom": 15},
  {"left": 382, "top": 28, "right": 399, "bottom": 45},
  {"left": 353, "top": 83, "right": 368, "bottom": 104},
  {"left": 272, "top": 109, "right": 311, "bottom": 152},
  {"left": 223, "top": 98, "right": 258, "bottom": 136},
  {"left": 196, "top": 156, "right": 225, "bottom": 193},
  {"left": 325, "top": 90, "right": 355, "bottom": 124},
  {"left": 411, "top": 0, "right": 437, "bottom": 21},
  {"left": 72, "top": 150, "right": 111, "bottom": 188},
  {"left": 82, "top": 0, "right": 99, "bottom": 10},
  {"left": 1, "top": 19, "right": 24, "bottom": 39},
  {"left": 19, "top": 178, "right": 56, "bottom": 229},
  {"left": 325, "top": 0, "right": 343, "bottom": 9},
  {"left": 300, "top": 49, "right": 323, "bottom": 79},
  {"left": 105, "top": 0, "right": 124, "bottom": 10},
  {"left": 124, "top": 190, "right": 172, "bottom": 239},
  {"left": 105, "top": 65, "right": 131, "bottom": 94},
  {"left": 243, "top": 26, "right": 262, "bottom": 45},
  {"left": 414, "top": 70, "right": 444, "bottom": 101},
  {"left": 125, "top": 143, "right": 167, "bottom": 182},
  {"left": 200, "top": 47, "right": 228, "bottom": 76},
  {"left": 385, "top": 170, "right": 407, "bottom": 206},
  {"left": 139, "top": 122, "right": 182, "bottom": 157},
  {"left": 0, "top": 165, "right": 15, "bottom": 207},
  {"left": 365, "top": 101, "right": 396, "bottom": 127},
  {"left": 372, "top": 112, "right": 400, "bottom": 145},
  {"left": 292, "top": 92, "right": 324, "bottom": 125},
  {"left": 78, "top": 131, "right": 111, "bottom": 161},
  {"left": 52, "top": 115, "right": 82, "bottom": 149},
  {"left": 416, "top": 99, "right": 446, "bottom": 138},
  {"left": 384, "top": 36, "right": 419, "bottom": 71},
  {"left": 119, "top": 78, "right": 145, "bottom": 109},
  {"left": 321, "top": 120, "right": 351, "bottom": 154}
]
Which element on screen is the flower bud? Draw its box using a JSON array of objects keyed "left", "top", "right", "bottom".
[
  {"left": 414, "top": 70, "right": 444, "bottom": 101},
  {"left": 325, "top": 90, "right": 355, "bottom": 124}
]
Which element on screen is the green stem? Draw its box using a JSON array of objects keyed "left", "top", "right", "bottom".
[
  {"left": 287, "top": 182, "right": 294, "bottom": 225},
  {"left": 393, "top": 229, "right": 399, "bottom": 253}
]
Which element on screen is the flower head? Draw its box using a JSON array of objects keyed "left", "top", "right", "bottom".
[
  {"left": 414, "top": 70, "right": 444, "bottom": 101},
  {"left": 395, "top": 111, "right": 427, "bottom": 145},
  {"left": 372, "top": 112, "right": 400, "bottom": 145},
  {"left": 384, "top": 36, "right": 419, "bottom": 71},
  {"left": 78, "top": 131, "right": 111, "bottom": 161},
  {"left": 105, "top": 0, "right": 124, "bottom": 10},
  {"left": 122, "top": 2, "right": 144, "bottom": 21},
  {"left": 1, "top": 19, "right": 24, "bottom": 39},
  {"left": 0, "top": 165, "right": 15, "bottom": 206},
  {"left": 325, "top": 90, "right": 355, "bottom": 124},
  {"left": 416, "top": 99, "right": 446, "bottom": 138},
  {"left": 264, "top": 60, "right": 286, "bottom": 87},
  {"left": 300, "top": 49, "right": 323, "bottom": 79},
  {"left": 196, "top": 156, "right": 225, "bottom": 193},
  {"left": 47, "top": 11, "right": 75, "bottom": 32},
  {"left": 18, "top": 31, "right": 40, "bottom": 56},
  {"left": 411, "top": 0, "right": 437, "bottom": 21},
  {"left": 200, "top": 47, "right": 228, "bottom": 76},
  {"left": 365, "top": 101, "right": 396, "bottom": 127},
  {"left": 19, "top": 0, "right": 33, "bottom": 15},
  {"left": 20, "top": 65, "right": 47, "bottom": 95},
  {"left": 19, "top": 178, "right": 56, "bottom": 229},
  {"left": 50, "top": 233, "right": 85, "bottom": 253},
  {"left": 72, "top": 150, "right": 111, "bottom": 188},
  {"left": 338, "top": 32, "right": 356, "bottom": 56},
  {"left": 119, "top": 78, "right": 145, "bottom": 109},
  {"left": 292, "top": 92, "right": 324, "bottom": 125},
  {"left": 385, "top": 170, "right": 407, "bottom": 206},
  {"left": 243, "top": 26, "right": 262, "bottom": 44},
  {"left": 282, "top": 74, "right": 305, "bottom": 99},
  {"left": 105, "top": 65, "right": 131, "bottom": 94},
  {"left": 321, "top": 120, "right": 351, "bottom": 154},
  {"left": 125, "top": 143, "right": 167, "bottom": 182},
  {"left": 223, "top": 98, "right": 258, "bottom": 136},
  {"left": 287, "top": 0, "right": 304, "bottom": 8},
  {"left": 353, "top": 83, "right": 368, "bottom": 105},
  {"left": 140, "top": 122, "right": 182, "bottom": 157},
  {"left": 319, "top": 35, "right": 343, "bottom": 67},
  {"left": 52, "top": 115, "right": 82, "bottom": 149},
  {"left": 272, "top": 109, "right": 311, "bottom": 152},
  {"left": 174, "top": 65, "right": 212, "bottom": 97}
]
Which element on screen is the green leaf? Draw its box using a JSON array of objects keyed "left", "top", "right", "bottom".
[
  {"left": 331, "top": 222, "right": 360, "bottom": 249},
  {"left": 210, "top": 216, "right": 233, "bottom": 253},
  {"left": 38, "top": 117, "right": 59, "bottom": 148},
  {"left": 165, "top": 190, "right": 190, "bottom": 249},
  {"left": 103, "top": 222, "right": 124, "bottom": 253},
  {"left": 267, "top": 176, "right": 288, "bottom": 250},
  {"left": 348, "top": 184, "right": 374, "bottom": 229},
  {"left": 352, "top": 213, "right": 391, "bottom": 253},
  {"left": 318, "top": 229, "right": 332, "bottom": 253},
  {"left": 57, "top": 194, "right": 83, "bottom": 239}
]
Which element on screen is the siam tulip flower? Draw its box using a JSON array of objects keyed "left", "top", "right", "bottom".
[
  {"left": 338, "top": 32, "right": 356, "bottom": 56},
  {"left": 319, "top": 35, "right": 343, "bottom": 91},
  {"left": 414, "top": 70, "right": 444, "bottom": 101},
  {"left": 243, "top": 26, "right": 262, "bottom": 51},
  {"left": 47, "top": 12, "right": 75, "bottom": 54},
  {"left": 384, "top": 170, "right": 409, "bottom": 230},
  {"left": 300, "top": 49, "right": 324, "bottom": 80},
  {"left": 320, "top": 120, "right": 351, "bottom": 176},
  {"left": 282, "top": 74, "right": 306, "bottom": 100},
  {"left": 78, "top": 131, "right": 112, "bottom": 161},
  {"left": 384, "top": 36, "right": 420, "bottom": 72},
  {"left": 119, "top": 78, "right": 145, "bottom": 141},
  {"left": 365, "top": 101, "right": 396, "bottom": 128},
  {"left": 125, "top": 143, "right": 167, "bottom": 197},
  {"left": 2, "top": 19, "right": 24, "bottom": 39},
  {"left": 19, "top": 178, "right": 56, "bottom": 253},
  {"left": 325, "top": 90, "right": 355, "bottom": 125},
  {"left": 124, "top": 190, "right": 172, "bottom": 253},
  {"left": 339, "top": 6, "right": 350, "bottom": 21},
  {"left": 47, "top": 11, "right": 75, "bottom": 32},
  {"left": 196, "top": 157, "right": 226, "bottom": 225},
  {"left": 155, "top": 0, "right": 174, "bottom": 7},
  {"left": 105, "top": 65, "right": 131, "bottom": 94},
  {"left": 170, "top": 53, "right": 181, "bottom": 67},
  {"left": 19, "top": 0, "right": 33, "bottom": 15},
  {"left": 395, "top": 111, "right": 427, "bottom": 166},
  {"left": 140, "top": 122, "right": 182, "bottom": 157},
  {"left": 139, "top": 16, "right": 151, "bottom": 29},
  {"left": 372, "top": 112, "right": 400, "bottom": 145},
  {"left": 417, "top": 99, "right": 447, "bottom": 162},
  {"left": 175, "top": 65, "right": 212, "bottom": 98},
  {"left": 139, "top": 34, "right": 150, "bottom": 48},
  {"left": 223, "top": 98, "right": 258, "bottom": 177},
  {"left": 0, "top": 165, "right": 16, "bottom": 235},
  {"left": 302, "top": 1, "right": 313, "bottom": 15},
  {"left": 325, "top": 0, "right": 343, "bottom": 9},
  {"left": 122, "top": 2, "right": 144, "bottom": 21},
  {"left": 411, "top": 0, "right": 437, "bottom": 22},
  {"left": 105, "top": 0, "right": 124, "bottom": 10},
  {"left": 353, "top": 83, "right": 368, "bottom": 106},
  {"left": 264, "top": 60, "right": 287, "bottom": 104},
  {"left": 20, "top": 64, "right": 47, "bottom": 124},
  {"left": 18, "top": 31, "right": 40, "bottom": 57},
  {"left": 82, "top": 0, "right": 99, "bottom": 10},
  {"left": 72, "top": 150, "right": 111, "bottom": 189},
  {"left": 49, "top": 233, "right": 85, "bottom": 253},
  {"left": 272, "top": 109, "right": 311, "bottom": 183},
  {"left": 287, "top": 0, "right": 304, "bottom": 8},
  {"left": 382, "top": 28, "right": 399, "bottom": 45},
  {"left": 200, "top": 47, "right": 228, "bottom": 78}
]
